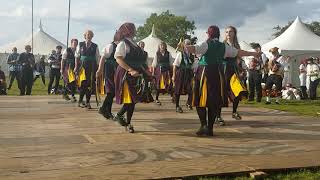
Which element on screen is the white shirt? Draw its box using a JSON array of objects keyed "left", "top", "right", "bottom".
[
  {"left": 306, "top": 64, "right": 320, "bottom": 82},
  {"left": 299, "top": 64, "right": 307, "bottom": 86},
  {"left": 173, "top": 51, "right": 193, "bottom": 67},
  {"left": 194, "top": 40, "right": 238, "bottom": 59},
  {"left": 114, "top": 38, "right": 138, "bottom": 59},
  {"left": 62, "top": 48, "right": 76, "bottom": 60},
  {"left": 75, "top": 42, "right": 100, "bottom": 63},
  {"left": 151, "top": 51, "right": 174, "bottom": 68},
  {"left": 102, "top": 43, "right": 115, "bottom": 59}
]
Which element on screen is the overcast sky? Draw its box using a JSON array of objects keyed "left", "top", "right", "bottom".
[{"left": 0, "top": 0, "right": 320, "bottom": 48}]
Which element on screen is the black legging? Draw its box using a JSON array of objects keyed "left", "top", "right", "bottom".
[
  {"left": 117, "top": 103, "right": 135, "bottom": 125},
  {"left": 175, "top": 93, "right": 192, "bottom": 108},
  {"left": 33, "top": 74, "right": 45, "bottom": 85},
  {"left": 79, "top": 87, "right": 93, "bottom": 104},
  {"left": 101, "top": 92, "right": 115, "bottom": 114},
  {"left": 64, "top": 81, "right": 76, "bottom": 96},
  {"left": 8, "top": 71, "right": 21, "bottom": 89},
  {"left": 196, "top": 105, "right": 217, "bottom": 132},
  {"left": 233, "top": 96, "right": 240, "bottom": 113},
  {"left": 48, "top": 68, "right": 61, "bottom": 94}
]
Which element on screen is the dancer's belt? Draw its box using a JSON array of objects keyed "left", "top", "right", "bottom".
[{"left": 80, "top": 56, "right": 96, "bottom": 62}]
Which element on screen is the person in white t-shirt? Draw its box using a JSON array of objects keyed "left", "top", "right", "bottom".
[
  {"left": 306, "top": 57, "right": 320, "bottom": 100},
  {"left": 299, "top": 59, "right": 308, "bottom": 99}
]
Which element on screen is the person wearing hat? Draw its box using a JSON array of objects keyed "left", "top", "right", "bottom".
[
  {"left": 17, "top": 45, "right": 35, "bottom": 95},
  {"left": 0, "top": 65, "right": 7, "bottom": 95},
  {"left": 172, "top": 39, "right": 194, "bottom": 113},
  {"left": 6, "top": 47, "right": 21, "bottom": 90},
  {"left": 247, "top": 43, "right": 266, "bottom": 102},
  {"left": 48, "top": 45, "right": 63, "bottom": 94},
  {"left": 306, "top": 57, "right": 320, "bottom": 100},
  {"left": 265, "top": 47, "right": 284, "bottom": 104},
  {"left": 186, "top": 25, "right": 260, "bottom": 136},
  {"left": 33, "top": 55, "right": 46, "bottom": 86}
]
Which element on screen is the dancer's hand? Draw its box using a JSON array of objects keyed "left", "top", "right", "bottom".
[
  {"left": 172, "top": 75, "right": 175, "bottom": 82},
  {"left": 129, "top": 70, "right": 140, "bottom": 77}
]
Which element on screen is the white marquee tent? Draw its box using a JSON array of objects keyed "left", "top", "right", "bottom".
[
  {"left": 0, "top": 21, "right": 66, "bottom": 55},
  {"left": 262, "top": 16, "right": 320, "bottom": 86},
  {"left": 140, "top": 25, "right": 177, "bottom": 66}
]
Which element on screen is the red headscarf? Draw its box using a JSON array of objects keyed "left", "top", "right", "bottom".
[{"left": 207, "top": 25, "right": 220, "bottom": 40}]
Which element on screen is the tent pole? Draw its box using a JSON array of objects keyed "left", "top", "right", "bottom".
[
  {"left": 32, "top": 0, "right": 34, "bottom": 53},
  {"left": 66, "top": 0, "right": 71, "bottom": 48}
]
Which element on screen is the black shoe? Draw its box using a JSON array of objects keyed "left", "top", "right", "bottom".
[
  {"left": 115, "top": 114, "right": 127, "bottom": 126},
  {"left": 86, "top": 103, "right": 92, "bottom": 109},
  {"left": 216, "top": 117, "right": 225, "bottom": 126},
  {"left": 155, "top": 100, "right": 161, "bottom": 105},
  {"left": 186, "top": 104, "right": 193, "bottom": 110},
  {"left": 128, "top": 124, "right": 135, "bottom": 133},
  {"left": 232, "top": 112, "right": 242, "bottom": 120},
  {"left": 196, "top": 126, "right": 209, "bottom": 136},
  {"left": 275, "top": 101, "right": 280, "bottom": 105},
  {"left": 176, "top": 106, "right": 183, "bottom": 113},
  {"left": 265, "top": 101, "right": 271, "bottom": 105},
  {"left": 256, "top": 99, "right": 262, "bottom": 103}
]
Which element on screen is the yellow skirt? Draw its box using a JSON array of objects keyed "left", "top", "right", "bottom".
[
  {"left": 122, "top": 81, "right": 132, "bottom": 104},
  {"left": 199, "top": 77, "right": 207, "bottom": 108},
  {"left": 68, "top": 68, "right": 75, "bottom": 83},
  {"left": 230, "top": 73, "right": 246, "bottom": 97},
  {"left": 77, "top": 68, "right": 86, "bottom": 87}
]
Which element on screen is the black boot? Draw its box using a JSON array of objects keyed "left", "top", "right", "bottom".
[{"left": 196, "top": 118, "right": 208, "bottom": 136}]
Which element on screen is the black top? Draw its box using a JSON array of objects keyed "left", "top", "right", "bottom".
[
  {"left": 123, "top": 39, "right": 146, "bottom": 70},
  {"left": 79, "top": 41, "right": 98, "bottom": 57},
  {"left": 156, "top": 51, "right": 170, "bottom": 67},
  {"left": 17, "top": 52, "right": 35, "bottom": 69}
]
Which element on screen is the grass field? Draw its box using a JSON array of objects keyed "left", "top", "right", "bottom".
[{"left": 6, "top": 77, "right": 51, "bottom": 95}]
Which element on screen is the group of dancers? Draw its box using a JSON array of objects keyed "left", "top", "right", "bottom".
[{"left": 60, "top": 22, "right": 260, "bottom": 136}]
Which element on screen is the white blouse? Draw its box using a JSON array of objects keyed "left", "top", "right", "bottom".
[
  {"left": 114, "top": 38, "right": 138, "bottom": 59},
  {"left": 194, "top": 40, "right": 238, "bottom": 58}
]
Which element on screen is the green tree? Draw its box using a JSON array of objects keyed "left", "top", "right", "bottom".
[
  {"left": 136, "top": 10, "right": 196, "bottom": 48},
  {"left": 273, "top": 20, "right": 320, "bottom": 38}
]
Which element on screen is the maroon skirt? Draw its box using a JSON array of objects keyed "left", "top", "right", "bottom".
[
  {"left": 115, "top": 66, "right": 139, "bottom": 104},
  {"left": 174, "top": 67, "right": 193, "bottom": 95},
  {"left": 80, "top": 61, "right": 97, "bottom": 93},
  {"left": 154, "top": 66, "right": 172, "bottom": 93},
  {"left": 104, "top": 61, "right": 117, "bottom": 94},
  {"left": 193, "top": 64, "right": 227, "bottom": 108}
]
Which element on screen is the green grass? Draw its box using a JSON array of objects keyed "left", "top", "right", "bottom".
[
  {"left": 198, "top": 168, "right": 320, "bottom": 180},
  {"left": 243, "top": 99, "right": 320, "bottom": 117},
  {"left": 243, "top": 87, "right": 320, "bottom": 117},
  {"left": 6, "top": 77, "right": 50, "bottom": 95}
]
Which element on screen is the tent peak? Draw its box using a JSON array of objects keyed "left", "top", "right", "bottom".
[
  {"left": 149, "top": 24, "right": 156, "bottom": 38},
  {"left": 39, "top": 19, "right": 43, "bottom": 32}
]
